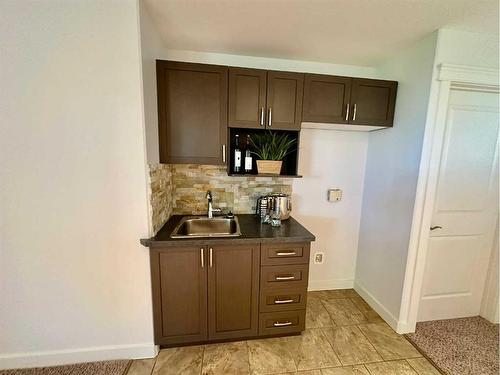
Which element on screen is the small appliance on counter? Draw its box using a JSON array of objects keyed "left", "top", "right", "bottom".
[{"left": 256, "top": 193, "right": 292, "bottom": 225}]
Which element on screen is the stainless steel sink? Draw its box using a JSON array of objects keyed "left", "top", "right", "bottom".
[{"left": 170, "top": 216, "right": 241, "bottom": 238}]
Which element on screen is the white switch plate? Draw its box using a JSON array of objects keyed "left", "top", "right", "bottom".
[
  {"left": 328, "top": 189, "right": 342, "bottom": 202},
  {"left": 314, "top": 252, "right": 324, "bottom": 264}
]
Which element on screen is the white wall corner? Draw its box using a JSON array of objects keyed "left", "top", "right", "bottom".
[
  {"left": 354, "top": 281, "right": 401, "bottom": 332},
  {"left": 0, "top": 343, "right": 158, "bottom": 370},
  {"left": 308, "top": 279, "right": 354, "bottom": 291}
]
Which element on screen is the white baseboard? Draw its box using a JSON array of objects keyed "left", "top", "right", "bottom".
[
  {"left": 308, "top": 278, "right": 354, "bottom": 291},
  {"left": 353, "top": 281, "right": 401, "bottom": 332},
  {"left": 0, "top": 343, "right": 158, "bottom": 370}
]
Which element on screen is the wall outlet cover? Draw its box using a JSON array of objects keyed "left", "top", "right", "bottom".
[{"left": 314, "top": 252, "right": 324, "bottom": 264}]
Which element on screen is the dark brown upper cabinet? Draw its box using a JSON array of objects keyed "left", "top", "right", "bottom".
[
  {"left": 228, "top": 69, "right": 304, "bottom": 131},
  {"left": 157, "top": 61, "right": 228, "bottom": 164},
  {"left": 228, "top": 68, "right": 267, "bottom": 129},
  {"left": 207, "top": 244, "right": 260, "bottom": 340},
  {"left": 302, "top": 74, "right": 352, "bottom": 124},
  {"left": 302, "top": 75, "right": 398, "bottom": 127},
  {"left": 350, "top": 78, "right": 397, "bottom": 127}
]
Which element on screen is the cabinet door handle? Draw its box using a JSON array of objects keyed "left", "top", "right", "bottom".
[
  {"left": 274, "top": 321, "right": 292, "bottom": 327},
  {"left": 276, "top": 251, "right": 296, "bottom": 256},
  {"left": 274, "top": 299, "right": 294, "bottom": 304},
  {"left": 345, "top": 103, "right": 350, "bottom": 121},
  {"left": 268, "top": 108, "right": 272, "bottom": 127},
  {"left": 260, "top": 107, "right": 265, "bottom": 126},
  {"left": 275, "top": 275, "right": 295, "bottom": 281},
  {"left": 200, "top": 248, "right": 204, "bottom": 268},
  {"left": 209, "top": 247, "right": 213, "bottom": 268},
  {"left": 430, "top": 226, "right": 443, "bottom": 231},
  {"left": 352, "top": 104, "right": 357, "bottom": 121},
  {"left": 222, "top": 144, "right": 226, "bottom": 163}
]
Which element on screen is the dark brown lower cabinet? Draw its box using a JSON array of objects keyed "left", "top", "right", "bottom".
[
  {"left": 150, "top": 241, "right": 310, "bottom": 346},
  {"left": 208, "top": 244, "right": 260, "bottom": 340},
  {"left": 150, "top": 246, "right": 208, "bottom": 345}
]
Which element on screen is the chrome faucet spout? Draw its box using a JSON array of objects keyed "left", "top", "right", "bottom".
[{"left": 206, "top": 190, "right": 221, "bottom": 218}]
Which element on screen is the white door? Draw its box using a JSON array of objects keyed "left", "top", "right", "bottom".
[{"left": 418, "top": 89, "right": 499, "bottom": 322}]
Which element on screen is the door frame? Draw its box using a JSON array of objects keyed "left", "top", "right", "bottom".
[{"left": 397, "top": 63, "right": 499, "bottom": 333}]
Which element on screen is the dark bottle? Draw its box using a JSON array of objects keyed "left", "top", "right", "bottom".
[
  {"left": 233, "top": 134, "right": 241, "bottom": 173},
  {"left": 244, "top": 135, "right": 253, "bottom": 173}
]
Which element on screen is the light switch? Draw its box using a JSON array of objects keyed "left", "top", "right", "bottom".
[{"left": 328, "top": 189, "right": 342, "bottom": 202}]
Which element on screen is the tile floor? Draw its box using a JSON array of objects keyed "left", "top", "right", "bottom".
[{"left": 127, "top": 289, "right": 440, "bottom": 375}]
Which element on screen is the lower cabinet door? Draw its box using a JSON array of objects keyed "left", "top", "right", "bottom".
[
  {"left": 151, "top": 247, "right": 208, "bottom": 345},
  {"left": 207, "top": 244, "right": 260, "bottom": 340}
]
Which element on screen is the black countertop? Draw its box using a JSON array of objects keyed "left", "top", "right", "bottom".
[{"left": 141, "top": 214, "right": 315, "bottom": 248}]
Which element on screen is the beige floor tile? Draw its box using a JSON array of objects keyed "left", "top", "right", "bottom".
[
  {"left": 248, "top": 337, "right": 297, "bottom": 375},
  {"left": 287, "top": 329, "right": 341, "bottom": 371},
  {"left": 202, "top": 341, "right": 250, "bottom": 374},
  {"left": 306, "top": 298, "right": 335, "bottom": 329},
  {"left": 365, "top": 360, "right": 419, "bottom": 375},
  {"left": 277, "top": 371, "right": 322, "bottom": 375},
  {"left": 321, "top": 365, "right": 370, "bottom": 374},
  {"left": 152, "top": 346, "right": 203, "bottom": 375},
  {"left": 322, "top": 326, "right": 382, "bottom": 366},
  {"left": 349, "top": 298, "right": 384, "bottom": 323},
  {"left": 406, "top": 357, "right": 441, "bottom": 375},
  {"left": 322, "top": 299, "right": 367, "bottom": 326},
  {"left": 357, "top": 323, "right": 421, "bottom": 360},
  {"left": 127, "top": 358, "right": 156, "bottom": 375}
]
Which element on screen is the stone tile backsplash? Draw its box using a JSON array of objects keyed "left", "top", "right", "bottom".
[{"left": 148, "top": 164, "right": 293, "bottom": 234}]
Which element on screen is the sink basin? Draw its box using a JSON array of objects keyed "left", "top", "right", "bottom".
[{"left": 170, "top": 216, "right": 241, "bottom": 238}]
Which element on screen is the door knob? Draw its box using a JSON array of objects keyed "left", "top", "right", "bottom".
[{"left": 430, "top": 226, "right": 443, "bottom": 231}]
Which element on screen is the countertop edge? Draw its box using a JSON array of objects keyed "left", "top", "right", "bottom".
[{"left": 140, "top": 215, "right": 315, "bottom": 248}]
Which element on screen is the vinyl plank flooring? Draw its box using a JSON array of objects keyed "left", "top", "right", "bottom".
[
  {"left": 322, "top": 326, "right": 382, "bottom": 366},
  {"left": 358, "top": 323, "right": 421, "bottom": 360}
]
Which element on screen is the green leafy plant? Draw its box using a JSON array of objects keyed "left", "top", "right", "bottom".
[{"left": 249, "top": 131, "right": 296, "bottom": 161}]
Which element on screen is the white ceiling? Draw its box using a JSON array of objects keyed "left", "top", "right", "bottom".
[{"left": 144, "top": 0, "right": 499, "bottom": 66}]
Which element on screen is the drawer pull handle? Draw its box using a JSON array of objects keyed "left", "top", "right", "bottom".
[
  {"left": 274, "top": 299, "right": 294, "bottom": 304},
  {"left": 276, "top": 251, "right": 296, "bottom": 256},
  {"left": 275, "top": 275, "right": 295, "bottom": 281},
  {"left": 274, "top": 321, "right": 292, "bottom": 327}
]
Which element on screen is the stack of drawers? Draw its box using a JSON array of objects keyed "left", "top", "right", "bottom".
[{"left": 258, "top": 242, "right": 310, "bottom": 336}]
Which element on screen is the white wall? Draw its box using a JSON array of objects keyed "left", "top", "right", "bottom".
[
  {"left": 354, "top": 33, "right": 438, "bottom": 329},
  {"left": 481, "top": 222, "right": 499, "bottom": 323},
  {"left": 293, "top": 129, "right": 368, "bottom": 290},
  {"left": 139, "top": 0, "right": 168, "bottom": 165},
  {"left": 0, "top": 0, "right": 155, "bottom": 369}
]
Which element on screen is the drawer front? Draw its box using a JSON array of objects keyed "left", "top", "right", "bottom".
[
  {"left": 261, "top": 264, "right": 309, "bottom": 290},
  {"left": 259, "top": 310, "right": 306, "bottom": 336},
  {"left": 261, "top": 242, "right": 310, "bottom": 265},
  {"left": 259, "top": 288, "right": 307, "bottom": 312}
]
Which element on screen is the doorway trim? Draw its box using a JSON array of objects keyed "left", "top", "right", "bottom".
[{"left": 397, "top": 63, "right": 499, "bottom": 333}]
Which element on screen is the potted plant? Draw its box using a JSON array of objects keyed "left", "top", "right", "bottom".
[{"left": 249, "top": 131, "right": 296, "bottom": 175}]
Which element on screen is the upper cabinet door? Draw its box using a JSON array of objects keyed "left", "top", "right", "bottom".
[
  {"left": 207, "top": 244, "right": 260, "bottom": 340},
  {"left": 228, "top": 68, "right": 267, "bottom": 129},
  {"left": 266, "top": 71, "right": 304, "bottom": 130},
  {"left": 302, "top": 74, "right": 352, "bottom": 124},
  {"left": 157, "top": 61, "right": 228, "bottom": 164},
  {"left": 349, "top": 78, "right": 398, "bottom": 127}
]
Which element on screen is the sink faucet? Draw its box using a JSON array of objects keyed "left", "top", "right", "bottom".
[{"left": 206, "top": 190, "right": 221, "bottom": 218}]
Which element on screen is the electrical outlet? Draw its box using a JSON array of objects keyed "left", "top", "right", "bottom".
[{"left": 314, "top": 252, "right": 324, "bottom": 264}]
